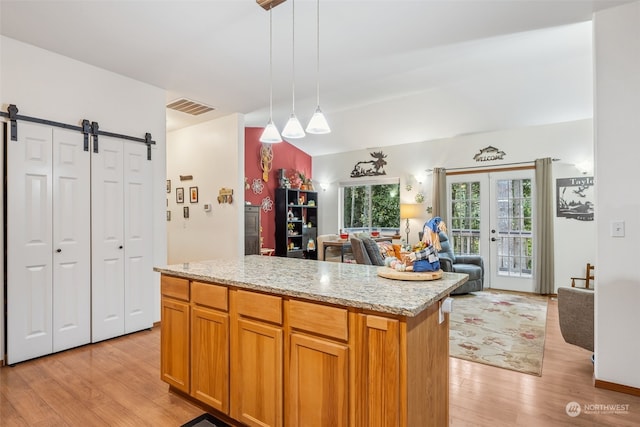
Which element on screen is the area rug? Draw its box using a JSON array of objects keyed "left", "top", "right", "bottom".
[
  {"left": 181, "top": 413, "right": 231, "bottom": 427},
  {"left": 449, "top": 290, "right": 548, "bottom": 376}
]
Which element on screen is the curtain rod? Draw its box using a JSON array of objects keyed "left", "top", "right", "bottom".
[{"left": 443, "top": 158, "right": 559, "bottom": 173}]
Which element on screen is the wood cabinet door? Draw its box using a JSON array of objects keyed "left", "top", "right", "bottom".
[
  {"left": 288, "top": 333, "right": 348, "bottom": 427},
  {"left": 231, "top": 318, "right": 283, "bottom": 427},
  {"left": 160, "top": 298, "right": 190, "bottom": 393},
  {"left": 191, "top": 306, "right": 229, "bottom": 413},
  {"left": 356, "top": 314, "right": 400, "bottom": 427}
]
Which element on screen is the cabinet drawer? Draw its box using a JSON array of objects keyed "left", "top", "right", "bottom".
[
  {"left": 161, "top": 275, "right": 189, "bottom": 301},
  {"left": 235, "top": 290, "right": 282, "bottom": 325},
  {"left": 288, "top": 300, "right": 348, "bottom": 341},
  {"left": 192, "top": 281, "right": 228, "bottom": 311}
]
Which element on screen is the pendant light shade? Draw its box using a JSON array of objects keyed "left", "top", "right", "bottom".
[
  {"left": 281, "top": 0, "right": 305, "bottom": 139},
  {"left": 306, "top": 0, "right": 331, "bottom": 134},
  {"left": 260, "top": 4, "right": 282, "bottom": 144},
  {"left": 282, "top": 113, "right": 306, "bottom": 139},
  {"left": 260, "top": 120, "right": 282, "bottom": 143},
  {"left": 306, "top": 106, "right": 330, "bottom": 134}
]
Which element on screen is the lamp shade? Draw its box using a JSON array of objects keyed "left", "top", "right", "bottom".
[
  {"left": 260, "top": 121, "right": 282, "bottom": 143},
  {"left": 306, "top": 106, "right": 331, "bottom": 134},
  {"left": 282, "top": 113, "right": 306, "bottom": 139},
  {"left": 400, "top": 203, "right": 421, "bottom": 219}
]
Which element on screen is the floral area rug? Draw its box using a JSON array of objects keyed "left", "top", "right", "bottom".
[{"left": 449, "top": 290, "right": 549, "bottom": 376}]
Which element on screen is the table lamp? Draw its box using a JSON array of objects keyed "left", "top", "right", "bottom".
[{"left": 400, "top": 203, "right": 421, "bottom": 246}]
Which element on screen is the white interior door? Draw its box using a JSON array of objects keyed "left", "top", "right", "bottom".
[
  {"left": 123, "top": 142, "right": 153, "bottom": 333},
  {"left": 52, "top": 128, "right": 91, "bottom": 352},
  {"left": 7, "top": 122, "right": 54, "bottom": 364},
  {"left": 91, "top": 136, "right": 125, "bottom": 342}
]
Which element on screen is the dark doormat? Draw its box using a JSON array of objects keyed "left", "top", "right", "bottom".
[{"left": 180, "top": 413, "right": 231, "bottom": 427}]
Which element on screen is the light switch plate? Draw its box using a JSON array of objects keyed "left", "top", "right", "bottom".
[{"left": 611, "top": 220, "right": 625, "bottom": 237}]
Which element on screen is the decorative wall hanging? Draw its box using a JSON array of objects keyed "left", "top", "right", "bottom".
[
  {"left": 166, "top": 180, "right": 171, "bottom": 193},
  {"left": 473, "top": 146, "right": 506, "bottom": 162},
  {"left": 261, "top": 196, "right": 274, "bottom": 212},
  {"left": 183, "top": 206, "right": 189, "bottom": 218},
  {"left": 176, "top": 187, "right": 184, "bottom": 204},
  {"left": 350, "top": 151, "right": 388, "bottom": 177},
  {"left": 217, "top": 187, "right": 234, "bottom": 204},
  {"left": 189, "top": 186, "right": 198, "bottom": 203},
  {"left": 180, "top": 175, "right": 193, "bottom": 181},
  {"left": 415, "top": 192, "right": 425, "bottom": 203},
  {"left": 557, "top": 176, "right": 594, "bottom": 221},
  {"left": 260, "top": 144, "right": 273, "bottom": 181},
  {"left": 252, "top": 178, "right": 265, "bottom": 194},
  {"left": 167, "top": 211, "right": 171, "bottom": 221}
]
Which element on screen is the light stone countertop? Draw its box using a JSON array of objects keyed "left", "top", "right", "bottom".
[{"left": 155, "top": 255, "right": 468, "bottom": 317}]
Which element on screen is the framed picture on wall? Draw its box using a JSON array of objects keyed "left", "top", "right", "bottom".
[
  {"left": 190, "top": 186, "right": 199, "bottom": 203},
  {"left": 166, "top": 211, "right": 171, "bottom": 221},
  {"left": 176, "top": 187, "right": 184, "bottom": 203},
  {"left": 183, "top": 206, "right": 189, "bottom": 218},
  {"left": 166, "top": 179, "right": 171, "bottom": 193}
]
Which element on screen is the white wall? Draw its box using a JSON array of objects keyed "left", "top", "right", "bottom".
[
  {"left": 314, "top": 119, "right": 595, "bottom": 293},
  {"left": 166, "top": 114, "right": 245, "bottom": 264},
  {"left": 594, "top": 1, "right": 640, "bottom": 389},
  {"left": 0, "top": 36, "right": 168, "bottom": 362}
]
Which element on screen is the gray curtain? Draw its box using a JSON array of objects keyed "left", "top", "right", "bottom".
[
  {"left": 534, "top": 158, "right": 554, "bottom": 294},
  {"left": 432, "top": 167, "right": 447, "bottom": 224}
]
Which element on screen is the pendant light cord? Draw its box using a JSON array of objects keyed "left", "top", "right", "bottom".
[
  {"left": 315, "top": 0, "right": 320, "bottom": 106},
  {"left": 291, "top": 0, "right": 296, "bottom": 113},
  {"left": 269, "top": 4, "right": 274, "bottom": 121}
]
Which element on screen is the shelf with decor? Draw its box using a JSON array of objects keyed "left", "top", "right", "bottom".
[{"left": 275, "top": 188, "right": 318, "bottom": 259}]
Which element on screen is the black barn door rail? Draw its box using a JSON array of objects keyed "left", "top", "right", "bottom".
[{"left": 0, "top": 104, "right": 156, "bottom": 160}]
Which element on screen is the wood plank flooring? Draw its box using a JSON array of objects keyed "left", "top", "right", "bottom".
[{"left": 1, "top": 298, "right": 639, "bottom": 426}]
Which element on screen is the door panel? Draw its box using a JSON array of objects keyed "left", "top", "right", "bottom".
[
  {"left": 123, "top": 143, "right": 153, "bottom": 333},
  {"left": 8, "top": 122, "right": 54, "bottom": 364},
  {"left": 92, "top": 137, "right": 125, "bottom": 342},
  {"left": 52, "top": 128, "right": 90, "bottom": 352}
]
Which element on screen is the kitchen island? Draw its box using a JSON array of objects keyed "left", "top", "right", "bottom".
[{"left": 156, "top": 255, "right": 467, "bottom": 427}]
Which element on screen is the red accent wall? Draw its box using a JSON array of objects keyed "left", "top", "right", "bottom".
[{"left": 245, "top": 127, "right": 312, "bottom": 251}]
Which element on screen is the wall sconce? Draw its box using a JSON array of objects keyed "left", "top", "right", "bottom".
[
  {"left": 319, "top": 182, "right": 329, "bottom": 191},
  {"left": 575, "top": 160, "right": 593, "bottom": 175}
]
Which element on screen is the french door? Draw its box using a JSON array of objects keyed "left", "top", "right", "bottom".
[{"left": 447, "top": 169, "right": 535, "bottom": 293}]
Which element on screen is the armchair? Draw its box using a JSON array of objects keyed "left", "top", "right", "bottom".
[
  {"left": 557, "top": 287, "right": 594, "bottom": 352},
  {"left": 437, "top": 231, "right": 484, "bottom": 295}
]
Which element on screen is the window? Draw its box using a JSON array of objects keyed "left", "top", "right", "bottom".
[
  {"left": 450, "top": 181, "right": 481, "bottom": 255},
  {"left": 341, "top": 180, "right": 400, "bottom": 233}
]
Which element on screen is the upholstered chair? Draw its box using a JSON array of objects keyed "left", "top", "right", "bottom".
[
  {"left": 437, "top": 231, "right": 484, "bottom": 294},
  {"left": 558, "top": 287, "right": 594, "bottom": 352}
]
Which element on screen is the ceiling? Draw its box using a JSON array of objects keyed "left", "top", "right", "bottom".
[{"left": 0, "top": 0, "right": 632, "bottom": 157}]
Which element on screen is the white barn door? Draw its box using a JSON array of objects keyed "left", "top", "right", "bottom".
[
  {"left": 92, "top": 137, "right": 153, "bottom": 342},
  {"left": 91, "top": 137, "right": 126, "bottom": 342},
  {"left": 52, "top": 128, "right": 91, "bottom": 352},
  {"left": 123, "top": 142, "right": 153, "bottom": 333},
  {"left": 7, "top": 123, "right": 90, "bottom": 364}
]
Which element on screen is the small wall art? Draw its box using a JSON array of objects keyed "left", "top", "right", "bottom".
[
  {"left": 190, "top": 186, "right": 198, "bottom": 203},
  {"left": 167, "top": 211, "right": 171, "bottom": 221},
  {"left": 166, "top": 179, "right": 171, "bottom": 193},
  {"left": 176, "top": 187, "right": 184, "bottom": 203},
  {"left": 350, "top": 151, "right": 388, "bottom": 178},
  {"left": 183, "top": 206, "right": 189, "bottom": 218}
]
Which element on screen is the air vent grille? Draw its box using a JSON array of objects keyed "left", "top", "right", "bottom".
[{"left": 166, "top": 99, "right": 215, "bottom": 116}]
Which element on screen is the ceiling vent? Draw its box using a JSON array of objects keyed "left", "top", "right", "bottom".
[{"left": 166, "top": 98, "right": 215, "bottom": 116}]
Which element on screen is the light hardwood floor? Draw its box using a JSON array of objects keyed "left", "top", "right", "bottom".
[{"left": 1, "top": 298, "right": 639, "bottom": 426}]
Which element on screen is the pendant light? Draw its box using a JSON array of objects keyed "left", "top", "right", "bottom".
[
  {"left": 306, "top": 0, "right": 331, "bottom": 134},
  {"left": 281, "top": 0, "right": 306, "bottom": 139},
  {"left": 260, "top": 3, "right": 282, "bottom": 143}
]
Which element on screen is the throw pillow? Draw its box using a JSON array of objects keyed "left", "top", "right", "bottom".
[
  {"left": 362, "top": 237, "right": 385, "bottom": 266},
  {"left": 377, "top": 241, "right": 395, "bottom": 258}
]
